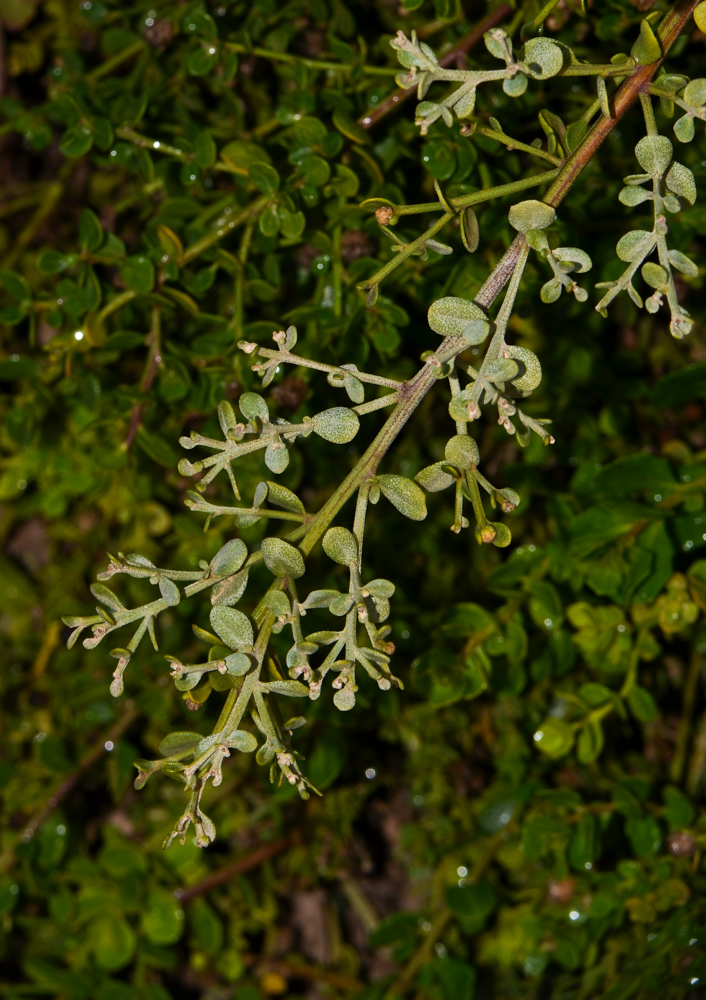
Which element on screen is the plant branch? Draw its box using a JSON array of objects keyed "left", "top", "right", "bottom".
[{"left": 358, "top": 3, "right": 513, "bottom": 130}]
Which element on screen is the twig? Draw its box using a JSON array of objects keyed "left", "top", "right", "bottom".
[
  {"left": 224, "top": 41, "right": 398, "bottom": 76},
  {"left": 248, "top": 956, "right": 364, "bottom": 993},
  {"left": 671, "top": 650, "right": 704, "bottom": 784},
  {"left": 9, "top": 705, "right": 140, "bottom": 856},
  {"left": 358, "top": 3, "right": 513, "bottom": 130},
  {"left": 476, "top": 0, "right": 702, "bottom": 286},
  {"left": 2, "top": 182, "right": 63, "bottom": 270},
  {"left": 174, "top": 834, "right": 294, "bottom": 902},
  {"left": 31, "top": 621, "right": 61, "bottom": 678},
  {"left": 385, "top": 833, "right": 503, "bottom": 996}
]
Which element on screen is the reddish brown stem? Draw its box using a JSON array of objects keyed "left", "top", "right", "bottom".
[
  {"left": 358, "top": 2, "right": 513, "bottom": 130},
  {"left": 544, "top": 0, "right": 700, "bottom": 207},
  {"left": 13, "top": 705, "right": 140, "bottom": 853},
  {"left": 174, "top": 834, "right": 294, "bottom": 902}
]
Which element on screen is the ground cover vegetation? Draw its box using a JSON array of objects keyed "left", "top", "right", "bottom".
[{"left": 2, "top": 0, "right": 706, "bottom": 997}]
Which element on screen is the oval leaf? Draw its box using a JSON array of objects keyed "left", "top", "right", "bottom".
[
  {"left": 209, "top": 606, "right": 254, "bottom": 649},
  {"left": 261, "top": 537, "right": 306, "bottom": 578},
  {"left": 211, "top": 539, "right": 248, "bottom": 577},
  {"left": 159, "top": 731, "right": 201, "bottom": 757},
  {"left": 508, "top": 200, "right": 556, "bottom": 233},
  {"left": 427, "top": 297, "right": 489, "bottom": 341},
  {"left": 323, "top": 526, "right": 358, "bottom": 565},
  {"left": 377, "top": 475, "right": 427, "bottom": 521},
  {"left": 311, "top": 407, "right": 360, "bottom": 444}
]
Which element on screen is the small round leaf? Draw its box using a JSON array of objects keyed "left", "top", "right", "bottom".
[
  {"left": 323, "top": 526, "right": 358, "bottom": 565},
  {"left": 508, "top": 200, "right": 556, "bottom": 233},
  {"left": 311, "top": 407, "right": 360, "bottom": 444},
  {"left": 210, "top": 606, "right": 254, "bottom": 648},
  {"left": 261, "top": 537, "right": 306, "bottom": 578},
  {"left": 444, "top": 434, "right": 479, "bottom": 470}
]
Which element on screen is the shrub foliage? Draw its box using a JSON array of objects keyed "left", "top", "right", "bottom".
[{"left": 3, "top": 0, "right": 706, "bottom": 997}]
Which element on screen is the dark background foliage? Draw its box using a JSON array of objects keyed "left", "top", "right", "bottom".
[{"left": 2, "top": 0, "right": 706, "bottom": 998}]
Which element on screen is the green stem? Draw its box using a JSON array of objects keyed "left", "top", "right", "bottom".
[
  {"left": 116, "top": 126, "right": 190, "bottom": 162},
  {"left": 671, "top": 651, "right": 703, "bottom": 784},
  {"left": 223, "top": 42, "right": 398, "bottom": 75},
  {"left": 471, "top": 125, "right": 563, "bottom": 166},
  {"left": 470, "top": 243, "right": 529, "bottom": 405},
  {"left": 85, "top": 40, "right": 145, "bottom": 82},
  {"left": 178, "top": 197, "right": 269, "bottom": 267},
  {"left": 529, "top": 0, "right": 563, "bottom": 30},
  {"left": 639, "top": 92, "right": 658, "bottom": 136},
  {"left": 560, "top": 61, "right": 636, "bottom": 77},
  {"left": 97, "top": 290, "right": 136, "bottom": 324},
  {"left": 391, "top": 168, "right": 560, "bottom": 218}
]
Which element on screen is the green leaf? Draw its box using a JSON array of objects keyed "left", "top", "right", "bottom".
[
  {"left": 38, "top": 249, "right": 74, "bottom": 274},
  {"left": 444, "top": 434, "right": 479, "bottom": 470},
  {"left": 194, "top": 131, "right": 216, "bottom": 168},
  {"left": 261, "top": 679, "right": 310, "bottom": 697},
  {"left": 630, "top": 18, "right": 662, "bottom": 66},
  {"left": 225, "top": 652, "right": 252, "bottom": 676},
  {"left": 259, "top": 205, "right": 280, "bottom": 236},
  {"left": 522, "top": 37, "right": 564, "bottom": 79},
  {"left": 553, "top": 247, "right": 592, "bottom": 273},
  {"left": 625, "top": 815, "right": 662, "bottom": 857},
  {"left": 59, "top": 125, "right": 93, "bottom": 158},
  {"left": 506, "top": 345, "right": 542, "bottom": 393},
  {"left": 663, "top": 785, "right": 696, "bottom": 828},
  {"left": 667, "top": 249, "right": 698, "bottom": 276},
  {"left": 674, "top": 113, "right": 695, "bottom": 143},
  {"left": 427, "top": 296, "right": 489, "bottom": 341},
  {"left": 446, "top": 883, "right": 497, "bottom": 927},
  {"left": 158, "top": 731, "right": 201, "bottom": 757},
  {"left": 261, "top": 537, "right": 306, "bottom": 578},
  {"left": 299, "top": 154, "right": 330, "bottom": 187},
  {"left": 508, "top": 200, "right": 556, "bottom": 233},
  {"left": 541, "top": 278, "right": 561, "bottom": 303},
  {"left": 264, "top": 481, "right": 305, "bottom": 514},
  {"left": 239, "top": 391, "right": 269, "bottom": 422},
  {"left": 642, "top": 262, "right": 669, "bottom": 289},
  {"left": 228, "top": 730, "right": 258, "bottom": 752},
  {"left": 119, "top": 255, "right": 155, "bottom": 294},
  {"left": 220, "top": 140, "right": 272, "bottom": 174},
  {"left": 141, "top": 889, "right": 184, "bottom": 944},
  {"left": 90, "top": 582, "right": 125, "bottom": 612},
  {"left": 0, "top": 269, "right": 31, "bottom": 302},
  {"left": 377, "top": 474, "right": 427, "bottom": 521},
  {"left": 323, "top": 526, "right": 358, "bottom": 565},
  {"left": 90, "top": 916, "right": 136, "bottom": 971},
  {"left": 332, "top": 108, "right": 369, "bottom": 144},
  {"left": 616, "top": 230, "right": 654, "bottom": 262},
  {"left": 634, "top": 134, "right": 672, "bottom": 175},
  {"left": 503, "top": 73, "right": 527, "bottom": 98},
  {"left": 311, "top": 407, "right": 359, "bottom": 444},
  {"left": 459, "top": 207, "right": 479, "bottom": 253},
  {"left": 415, "top": 462, "right": 456, "bottom": 492},
  {"left": 533, "top": 717, "right": 574, "bottom": 758},
  {"left": 577, "top": 719, "right": 604, "bottom": 763},
  {"left": 264, "top": 591, "right": 290, "bottom": 616},
  {"left": 211, "top": 539, "right": 248, "bottom": 576},
  {"left": 619, "top": 185, "right": 650, "bottom": 206},
  {"left": 665, "top": 161, "right": 697, "bottom": 204},
  {"left": 249, "top": 162, "right": 280, "bottom": 194},
  {"left": 683, "top": 78, "right": 706, "bottom": 107},
  {"left": 626, "top": 685, "right": 657, "bottom": 721},
  {"left": 187, "top": 46, "right": 218, "bottom": 76},
  {"left": 78, "top": 209, "right": 103, "bottom": 253},
  {"left": 209, "top": 606, "right": 254, "bottom": 648},
  {"left": 159, "top": 577, "right": 180, "bottom": 606}
]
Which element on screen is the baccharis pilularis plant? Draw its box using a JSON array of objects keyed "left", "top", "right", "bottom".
[{"left": 61, "top": 0, "right": 706, "bottom": 849}]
